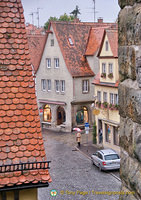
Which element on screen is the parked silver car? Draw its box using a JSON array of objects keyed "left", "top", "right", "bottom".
[{"left": 91, "top": 149, "right": 120, "bottom": 171}]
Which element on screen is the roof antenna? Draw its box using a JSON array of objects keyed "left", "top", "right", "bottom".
[
  {"left": 36, "top": 8, "right": 42, "bottom": 28},
  {"left": 93, "top": 0, "right": 96, "bottom": 22},
  {"left": 29, "top": 12, "right": 34, "bottom": 25}
]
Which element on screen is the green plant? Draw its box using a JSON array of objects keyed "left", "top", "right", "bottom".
[
  {"left": 103, "top": 102, "right": 108, "bottom": 108},
  {"left": 114, "top": 104, "right": 119, "bottom": 110},
  {"left": 101, "top": 73, "right": 106, "bottom": 78},
  {"left": 93, "top": 121, "right": 97, "bottom": 144},
  {"left": 108, "top": 73, "right": 113, "bottom": 78}
]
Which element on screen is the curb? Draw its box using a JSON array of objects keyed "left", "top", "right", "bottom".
[{"left": 74, "top": 146, "right": 121, "bottom": 182}]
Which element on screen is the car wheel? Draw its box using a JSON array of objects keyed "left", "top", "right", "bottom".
[
  {"left": 91, "top": 159, "right": 94, "bottom": 165},
  {"left": 98, "top": 164, "right": 102, "bottom": 171}
]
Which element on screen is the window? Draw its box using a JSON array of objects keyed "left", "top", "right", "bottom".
[
  {"left": 60, "top": 80, "right": 65, "bottom": 92},
  {"left": 113, "top": 127, "right": 119, "bottom": 146},
  {"left": 54, "top": 58, "right": 59, "bottom": 68},
  {"left": 97, "top": 91, "right": 101, "bottom": 102},
  {"left": 51, "top": 39, "right": 54, "bottom": 46},
  {"left": 41, "top": 79, "right": 46, "bottom": 91},
  {"left": 109, "top": 63, "right": 113, "bottom": 73},
  {"left": 110, "top": 93, "right": 114, "bottom": 104},
  {"left": 44, "top": 105, "right": 51, "bottom": 122},
  {"left": 102, "top": 63, "right": 106, "bottom": 73},
  {"left": 47, "top": 79, "right": 51, "bottom": 91},
  {"left": 103, "top": 92, "right": 107, "bottom": 102},
  {"left": 68, "top": 37, "right": 74, "bottom": 45},
  {"left": 55, "top": 80, "right": 59, "bottom": 92},
  {"left": 76, "top": 106, "right": 88, "bottom": 124},
  {"left": 46, "top": 58, "right": 51, "bottom": 68},
  {"left": 105, "top": 41, "right": 108, "bottom": 51},
  {"left": 82, "top": 80, "right": 89, "bottom": 93},
  {"left": 114, "top": 94, "right": 118, "bottom": 105}
]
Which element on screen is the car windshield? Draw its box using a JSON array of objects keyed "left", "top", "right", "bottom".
[{"left": 104, "top": 154, "right": 119, "bottom": 160}]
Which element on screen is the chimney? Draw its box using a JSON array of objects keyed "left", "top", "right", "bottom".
[{"left": 97, "top": 18, "right": 103, "bottom": 23}]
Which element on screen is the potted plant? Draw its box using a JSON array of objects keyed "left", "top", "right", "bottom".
[
  {"left": 114, "top": 104, "right": 119, "bottom": 110},
  {"left": 109, "top": 103, "right": 114, "bottom": 110},
  {"left": 98, "top": 101, "right": 101, "bottom": 108},
  {"left": 103, "top": 102, "right": 108, "bottom": 108},
  {"left": 108, "top": 73, "right": 113, "bottom": 78},
  {"left": 101, "top": 73, "right": 106, "bottom": 78}
]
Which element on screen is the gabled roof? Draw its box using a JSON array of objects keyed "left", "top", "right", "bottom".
[
  {"left": 0, "top": 0, "right": 51, "bottom": 190},
  {"left": 97, "top": 28, "right": 118, "bottom": 57},
  {"left": 85, "top": 27, "right": 108, "bottom": 56},
  {"left": 48, "top": 21, "right": 117, "bottom": 77},
  {"left": 27, "top": 34, "right": 47, "bottom": 73}
]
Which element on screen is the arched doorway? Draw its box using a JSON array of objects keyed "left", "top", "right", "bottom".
[
  {"left": 57, "top": 106, "right": 66, "bottom": 125},
  {"left": 43, "top": 105, "right": 51, "bottom": 122},
  {"left": 76, "top": 106, "right": 89, "bottom": 125}
]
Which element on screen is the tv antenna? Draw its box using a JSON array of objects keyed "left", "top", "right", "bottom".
[
  {"left": 29, "top": 12, "right": 36, "bottom": 25},
  {"left": 93, "top": 0, "right": 96, "bottom": 22},
  {"left": 36, "top": 8, "right": 42, "bottom": 28}
]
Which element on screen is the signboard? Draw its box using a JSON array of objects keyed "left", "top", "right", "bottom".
[
  {"left": 93, "top": 109, "right": 100, "bottom": 115},
  {"left": 85, "top": 123, "right": 89, "bottom": 134}
]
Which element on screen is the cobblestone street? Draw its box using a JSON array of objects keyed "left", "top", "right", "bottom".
[{"left": 38, "top": 129, "right": 121, "bottom": 200}]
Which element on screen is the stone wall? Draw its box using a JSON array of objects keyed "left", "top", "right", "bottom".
[{"left": 118, "top": 1, "right": 141, "bottom": 199}]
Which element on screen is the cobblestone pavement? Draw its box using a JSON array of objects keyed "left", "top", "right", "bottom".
[{"left": 38, "top": 129, "right": 121, "bottom": 200}]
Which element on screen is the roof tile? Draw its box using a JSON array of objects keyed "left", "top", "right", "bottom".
[{"left": 0, "top": 0, "right": 51, "bottom": 189}]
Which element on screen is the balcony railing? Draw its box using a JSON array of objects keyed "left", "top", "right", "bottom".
[{"left": 0, "top": 161, "right": 51, "bottom": 174}]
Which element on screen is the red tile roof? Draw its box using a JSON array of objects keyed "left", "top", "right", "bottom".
[
  {"left": 26, "top": 24, "right": 45, "bottom": 35},
  {"left": 0, "top": 0, "right": 51, "bottom": 189},
  {"left": 49, "top": 21, "right": 116, "bottom": 77},
  {"left": 98, "top": 28, "right": 118, "bottom": 57},
  {"left": 85, "top": 27, "right": 108, "bottom": 56},
  {"left": 93, "top": 73, "right": 119, "bottom": 87},
  {"left": 27, "top": 34, "right": 47, "bottom": 73}
]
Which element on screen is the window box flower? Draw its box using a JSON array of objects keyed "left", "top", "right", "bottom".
[
  {"left": 109, "top": 103, "right": 114, "bottom": 110},
  {"left": 103, "top": 102, "right": 108, "bottom": 108},
  {"left": 108, "top": 73, "right": 113, "bottom": 79},
  {"left": 114, "top": 104, "right": 119, "bottom": 110},
  {"left": 101, "top": 73, "right": 106, "bottom": 78},
  {"left": 96, "top": 101, "right": 101, "bottom": 108}
]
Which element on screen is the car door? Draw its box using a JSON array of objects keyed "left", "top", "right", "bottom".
[{"left": 97, "top": 152, "right": 103, "bottom": 167}]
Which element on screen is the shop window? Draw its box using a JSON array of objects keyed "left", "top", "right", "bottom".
[
  {"left": 57, "top": 106, "right": 66, "bottom": 125},
  {"left": 43, "top": 105, "right": 51, "bottom": 122},
  {"left": 76, "top": 107, "right": 88, "bottom": 124}
]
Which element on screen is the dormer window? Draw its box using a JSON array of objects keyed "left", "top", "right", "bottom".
[
  {"left": 68, "top": 37, "right": 74, "bottom": 46},
  {"left": 105, "top": 41, "right": 108, "bottom": 51}
]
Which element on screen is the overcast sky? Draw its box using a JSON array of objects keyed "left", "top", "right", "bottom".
[{"left": 21, "top": 0, "right": 120, "bottom": 27}]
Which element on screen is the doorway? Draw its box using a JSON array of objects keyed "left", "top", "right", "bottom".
[{"left": 57, "top": 106, "right": 66, "bottom": 125}]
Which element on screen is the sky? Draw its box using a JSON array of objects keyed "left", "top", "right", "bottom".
[{"left": 21, "top": 0, "right": 120, "bottom": 27}]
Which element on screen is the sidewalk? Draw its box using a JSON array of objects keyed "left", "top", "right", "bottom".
[{"left": 75, "top": 141, "right": 102, "bottom": 159}]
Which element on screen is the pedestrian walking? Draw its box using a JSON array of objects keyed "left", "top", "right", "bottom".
[{"left": 76, "top": 132, "right": 81, "bottom": 147}]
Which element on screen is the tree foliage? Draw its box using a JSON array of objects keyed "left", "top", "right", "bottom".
[{"left": 44, "top": 13, "right": 75, "bottom": 30}]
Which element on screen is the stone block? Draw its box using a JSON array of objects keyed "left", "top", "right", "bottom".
[
  {"left": 118, "top": 4, "right": 141, "bottom": 46},
  {"left": 118, "top": 46, "right": 136, "bottom": 81},
  {"left": 120, "top": 117, "right": 141, "bottom": 161},
  {"left": 120, "top": 149, "right": 141, "bottom": 199},
  {"left": 119, "top": 79, "right": 141, "bottom": 123},
  {"left": 119, "top": 0, "right": 141, "bottom": 9}
]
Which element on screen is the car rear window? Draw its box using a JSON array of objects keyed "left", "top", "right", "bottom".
[{"left": 104, "top": 154, "right": 119, "bottom": 160}]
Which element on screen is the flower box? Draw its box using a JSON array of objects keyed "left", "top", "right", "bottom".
[
  {"left": 101, "top": 73, "right": 106, "bottom": 78},
  {"left": 108, "top": 73, "right": 113, "bottom": 79}
]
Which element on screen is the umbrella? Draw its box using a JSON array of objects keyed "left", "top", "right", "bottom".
[{"left": 73, "top": 127, "right": 81, "bottom": 132}]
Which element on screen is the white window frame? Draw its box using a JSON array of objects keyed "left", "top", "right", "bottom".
[
  {"left": 114, "top": 94, "right": 118, "bottom": 105},
  {"left": 97, "top": 91, "right": 101, "bottom": 102},
  {"left": 54, "top": 58, "right": 59, "bottom": 68},
  {"left": 60, "top": 80, "right": 65, "bottom": 93},
  {"left": 103, "top": 92, "right": 107, "bottom": 102},
  {"left": 109, "top": 63, "right": 113, "bottom": 73},
  {"left": 47, "top": 79, "right": 51, "bottom": 91},
  {"left": 102, "top": 63, "right": 106, "bottom": 73},
  {"left": 110, "top": 93, "right": 114, "bottom": 104},
  {"left": 51, "top": 39, "right": 54, "bottom": 46},
  {"left": 82, "top": 80, "right": 89, "bottom": 93},
  {"left": 41, "top": 79, "right": 46, "bottom": 91},
  {"left": 46, "top": 58, "right": 51, "bottom": 68},
  {"left": 55, "top": 80, "right": 59, "bottom": 92}
]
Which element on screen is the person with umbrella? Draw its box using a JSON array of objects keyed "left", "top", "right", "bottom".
[{"left": 73, "top": 128, "right": 81, "bottom": 147}]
